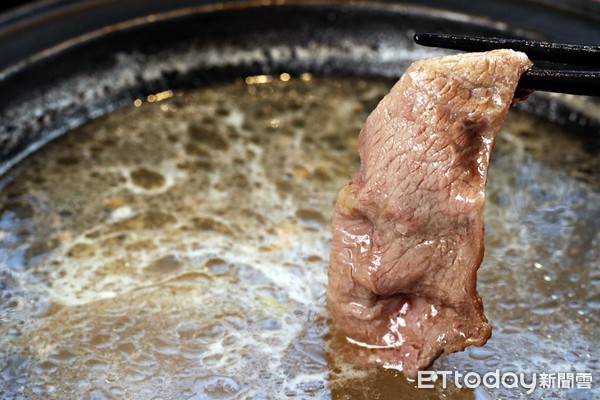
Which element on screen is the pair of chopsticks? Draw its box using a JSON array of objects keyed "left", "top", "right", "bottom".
[{"left": 414, "top": 33, "right": 600, "bottom": 97}]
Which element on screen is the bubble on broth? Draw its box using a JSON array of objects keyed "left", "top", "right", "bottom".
[{"left": 0, "top": 76, "right": 598, "bottom": 399}]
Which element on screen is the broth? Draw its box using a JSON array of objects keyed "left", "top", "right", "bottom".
[{"left": 0, "top": 76, "right": 598, "bottom": 399}]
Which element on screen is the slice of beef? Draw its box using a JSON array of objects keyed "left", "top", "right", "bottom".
[{"left": 327, "top": 49, "right": 532, "bottom": 378}]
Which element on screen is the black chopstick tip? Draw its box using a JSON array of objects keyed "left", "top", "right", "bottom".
[{"left": 413, "top": 33, "right": 433, "bottom": 45}]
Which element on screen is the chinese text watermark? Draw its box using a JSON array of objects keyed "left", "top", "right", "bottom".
[{"left": 417, "top": 370, "right": 593, "bottom": 394}]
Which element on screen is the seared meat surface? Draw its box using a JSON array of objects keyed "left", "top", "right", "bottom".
[{"left": 328, "top": 50, "right": 532, "bottom": 377}]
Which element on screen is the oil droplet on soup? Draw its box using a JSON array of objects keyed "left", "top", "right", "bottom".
[{"left": 0, "top": 76, "right": 598, "bottom": 399}]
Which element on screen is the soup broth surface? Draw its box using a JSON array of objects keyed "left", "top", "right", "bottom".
[{"left": 0, "top": 76, "right": 598, "bottom": 399}]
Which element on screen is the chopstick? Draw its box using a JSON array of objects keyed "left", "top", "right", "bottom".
[
  {"left": 414, "top": 33, "right": 600, "bottom": 68},
  {"left": 413, "top": 33, "right": 600, "bottom": 96},
  {"left": 518, "top": 69, "right": 600, "bottom": 96}
]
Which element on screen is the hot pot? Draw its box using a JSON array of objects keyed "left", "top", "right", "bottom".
[{"left": 0, "top": 1, "right": 598, "bottom": 399}]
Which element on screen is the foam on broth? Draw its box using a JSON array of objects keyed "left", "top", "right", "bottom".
[{"left": 0, "top": 76, "right": 598, "bottom": 399}]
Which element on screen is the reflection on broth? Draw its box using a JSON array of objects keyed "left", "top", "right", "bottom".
[{"left": 0, "top": 76, "right": 598, "bottom": 399}]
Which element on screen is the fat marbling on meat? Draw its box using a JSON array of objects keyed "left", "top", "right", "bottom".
[{"left": 327, "top": 50, "right": 532, "bottom": 377}]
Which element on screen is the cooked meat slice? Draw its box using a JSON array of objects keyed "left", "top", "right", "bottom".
[{"left": 327, "top": 50, "right": 532, "bottom": 378}]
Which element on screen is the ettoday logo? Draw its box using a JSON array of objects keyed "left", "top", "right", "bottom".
[{"left": 417, "top": 370, "right": 593, "bottom": 394}]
